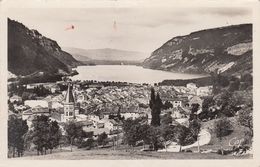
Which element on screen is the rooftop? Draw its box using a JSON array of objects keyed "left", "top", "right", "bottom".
[{"left": 65, "top": 84, "right": 75, "bottom": 103}]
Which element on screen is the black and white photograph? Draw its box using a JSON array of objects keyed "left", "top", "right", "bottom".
[{"left": 2, "top": 0, "right": 257, "bottom": 161}]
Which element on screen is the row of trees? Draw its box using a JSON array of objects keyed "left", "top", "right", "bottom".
[
  {"left": 211, "top": 71, "right": 252, "bottom": 95},
  {"left": 33, "top": 85, "right": 52, "bottom": 97},
  {"left": 8, "top": 115, "right": 113, "bottom": 157},
  {"left": 199, "top": 89, "right": 252, "bottom": 120},
  {"left": 26, "top": 115, "right": 62, "bottom": 155},
  {"left": 122, "top": 117, "right": 201, "bottom": 152},
  {"left": 8, "top": 116, "right": 28, "bottom": 157}
]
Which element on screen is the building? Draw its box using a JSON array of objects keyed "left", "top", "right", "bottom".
[
  {"left": 196, "top": 86, "right": 213, "bottom": 97},
  {"left": 24, "top": 100, "right": 49, "bottom": 108},
  {"left": 189, "top": 96, "right": 203, "bottom": 108},
  {"left": 22, "top": 106, "right": 50, "bottom": 120},
  {"left": 186, "top": 83, "right": 197, "bottom": 90},
  {"left": 186, "top": 83, "right": 197, "bottom": 95},
  {"left": 172, "top": 100, "right": 182, "bottom": 108},
  {"left": 62, "top": 84, "right": 79, "bottom": 122},
  {"left": 120, "top": 111, "right": 144, "bottom": 120},
  {"left": 9, "top": 95, "right": 22, "bottom": 103},
  {"left": 77, "top": 93, "right": 89, "bottom": 103},
  {"left": 50, "top": 85, "right": 60, "bottom": 93}
]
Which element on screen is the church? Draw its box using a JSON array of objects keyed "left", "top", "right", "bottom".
[{"left": 61, "top": 84, "right": 79, "bottom": 122}]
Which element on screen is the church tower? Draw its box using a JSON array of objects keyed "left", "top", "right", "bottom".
[{"left": 63, "top": 83, "right": 75, "bottom": 122}]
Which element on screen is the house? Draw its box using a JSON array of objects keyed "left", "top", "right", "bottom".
[
  {"left": 51, "top": 101, "right": 63, "bottom": 109},
  {"left": 171, "top": 107, "right": 187, "bottom": 119},
  {"left": 9, "top": 95, "right": 22, "bottom": 103},
  {"left": 82, "top": 127, "right": 110, "bottom": 139},
  {"left": 196, "top": 86, "right": 213, "bottom": 96},
  {"left": 22, "top": 106, "right": 50, "bottom": 120},
  {"left": 97, "top": 122, "right": 105, "bottom": 128},
  {"left": 88, "top": 114, "right": 100, "bottom": 121},
  {"left": 50, "top": 111, "right": 62, "bottom": 122},
  {"left": 77, "top": 120, "right": 94, "bottom": 128},
  {"left": 172, "top": 100, "right": 182, "bottom": 108},
  {"left": 77, "top": 93, "right": 89, "bottom": 103},
  {"left": 189, "top": 96, "right": 203, "bottom": 108},
  {"left": 75, "top": 114, "right": 88, "bottom": 121},
  {"left": 14, "top": 104, "right": 28, "bottom": 111},
  {"left": 50, "top": 85, "right": 60, "bottom": 93},
  {"left": 26, "top": 84, "right": 37, "bottom": 90},
  {"left": 186, "top": 83, "right": 197, "bottom": 95},
  {"left": 99, "top": 118, "right": 122, "bottom": 131},
  {"left": 103, "top": 119, "right": 118, "bottom": 131},
  {"left": 24, "top": 100, "right": 49, "bottom": 108},
  {"left": 120, "top": 111, "right": 142, "bottom": 120},
  {"left": 186, "top": 83, "right": 197, "bottom": 90}
]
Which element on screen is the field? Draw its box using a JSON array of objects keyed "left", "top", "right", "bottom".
[{"left": 13, "top": 147, "right": 252, "bottom": 160}]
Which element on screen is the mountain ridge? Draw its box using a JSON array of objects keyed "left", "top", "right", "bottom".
[
  {"left": 8, "top": 18, "right": 80, "bottom": 77},
  {"left": 63, "top": 47, "right": 149, "bottom": 64},
  {"left": 143, "top": 24, "right": 252, "bottom": 76}
]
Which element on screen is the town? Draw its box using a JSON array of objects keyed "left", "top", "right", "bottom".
[{"left": 7, "top": 71, "right": 253, "bottom": 159}]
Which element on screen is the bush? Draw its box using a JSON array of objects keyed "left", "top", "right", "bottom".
[
  {"left": 214, "top": 118, "right": 233, "bottom": 141},
  {"left": 185, "top": 149, "right": 192, "bottom": 153},
  {"left": 78, "top": 138, "right": 94, "bottom": 149}
]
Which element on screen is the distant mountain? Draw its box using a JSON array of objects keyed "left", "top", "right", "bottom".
[
  {"left": 8, "top": 18, "right": 80, "bottom": 77},
  {"left": 143, "top": 24, "right": 252, "bottom": 75},
  {"left": 63, "top": 47, "right": 149, "bottom": 65}
]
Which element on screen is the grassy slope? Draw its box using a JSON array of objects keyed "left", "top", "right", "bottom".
[
  {"left": 191, "top": 117, "right": 250, "bottom": 151},
  {"left": 16, "top": 148, "right": 252, "bottom": 160}
]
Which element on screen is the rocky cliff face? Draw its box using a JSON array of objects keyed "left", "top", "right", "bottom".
[
  {"left": 8, "top": 18, "right": 80, "bottom": 76},
  {"left": 143, "top": 24, "right": 252, "bottom": 75}
]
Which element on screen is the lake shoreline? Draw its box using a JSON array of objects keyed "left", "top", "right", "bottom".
[{"left": 71, "top": 65, "right": 207, "bottom": 85}]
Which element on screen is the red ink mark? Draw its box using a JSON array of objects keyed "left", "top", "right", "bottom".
[{"left": 65, "top": 25, "right": 75, "bottom": 31}]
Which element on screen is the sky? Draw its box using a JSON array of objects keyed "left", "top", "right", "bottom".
[{"left": 7, "top": 7, "right": 252, "bottom": 55}]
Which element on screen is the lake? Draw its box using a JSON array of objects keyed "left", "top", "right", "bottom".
[{"left": 71, "top": 65, "right": 206, "bottom": 84}]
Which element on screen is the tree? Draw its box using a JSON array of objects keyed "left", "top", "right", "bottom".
[
  {"left": 79, "top": 138, "right": 95, "bottom": 149},
  {"left": 146, "top": 126, "right": 162, "bottom": 151},
  {"left": 64, "top": 121, "right": 84, "bottom": 152},
  {"left": 189, "top": 103, "right": 200, "bottom": 121},
  {"left": 161, "top": 125, "right": 176, "bottom": 151},
  {"left": 149, "top": 88, "right": 163, "bottom": 126},
  {"left": 229, "top": 78, "right": 240, "bottom": 92},
  {"left": 47, "top": 121, "right": 61, "bottom": 153},
  {"left": 189, "top": 119, "right": 201, "bottom": 152},
  {"left": 33, "top": 85, "right": 51, "bottom": 97},
  {"left": 216, "top": 90, "right": 239, "bottom": 117},
  {"left": 240, "top": 73, "right": 252, "bottom": 90},
  {"left": 139, "top": 124, "right": 151, "bottom": 149},
  {"left": 97, "top": 132, "right": 108, "bottom": 147},
  {"left": 174, "top": 124, "right": 196, "bottom": 152},
  {"left": 213, "top": 118, "right": 233, "bottom": 155},
  {"left": 211, "top": 71, "right": 230, "bottom": 94},
  {"left": 30, "top": 115, "right": 50, "bottom": 155},
  {"left": 21, "top": 92, "right": 37, "bottom": 101},
  {"left": 237, "top": 108, "right": 253, "bottom": 143},
  {"left": 8, "top": 102, "right": 15, "bottom": 113},
  {"left": 163, "top": 101, "right": 173, "bottom": 110},
  {"left": 161, "top": 113, "right": 173, "bottom": 125},
  {"left": 8, "top": 116, "right": 28, "bottom": 157},
  {"left": 123, "top": 124, "right": 142, "bottom": 148}
]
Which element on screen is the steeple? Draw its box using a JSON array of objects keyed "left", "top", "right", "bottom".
[
  {"left": 63, "top": 83, "right": 76, "bottom": 122},
  {"left": 65, "top": 84, "right": 75, "bottom": 103}
]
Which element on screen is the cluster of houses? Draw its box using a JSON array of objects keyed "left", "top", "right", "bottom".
[{"left": 8, "top": 80, "right": 213, "bottom": 138}]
